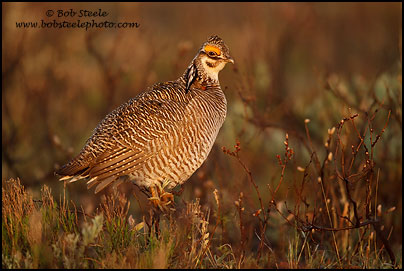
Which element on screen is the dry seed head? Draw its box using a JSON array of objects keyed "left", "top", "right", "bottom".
[
  {"left": 297, "top": 166, "right": 305, "bottom": 172},
  {"left": 304, "top": 118, "right": 310, "bottom": 124},
  {"left": 213, "top": 189, "right": 219, "bottom": 206},
  {"left": 253, "top": 209, "right": 262, "bottom": 217},
  {"left": 328, "top": 127, "right": 336, "bottom": 135},
  {"left": 328, "top": 152, "right": 333, "bottom": 161},
  {"left": 317, "top": 177, "right": 322, "bottom": 183}
]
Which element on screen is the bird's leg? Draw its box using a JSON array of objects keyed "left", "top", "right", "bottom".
[
  {"left": 148, "top": 207, "right": 161, "bottom": 239},
  {"left": 147, "top": 181, "right": 175, "bottom": 239}
]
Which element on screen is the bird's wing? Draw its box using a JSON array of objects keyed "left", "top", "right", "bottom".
[{"left": 57, "top": 82, "right": 191, "bottom": 192}]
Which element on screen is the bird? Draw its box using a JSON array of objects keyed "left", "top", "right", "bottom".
[{"left": 56, "top": 35, "right": 234, "bottom": 210}]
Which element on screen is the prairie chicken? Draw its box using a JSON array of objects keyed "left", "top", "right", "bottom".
[{"left": 56, "top": 35, "right": 233, "bottom": 209}]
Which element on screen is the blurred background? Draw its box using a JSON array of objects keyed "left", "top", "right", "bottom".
[{"left": 2, "top": 2, "right": 402, "bottom": 258}]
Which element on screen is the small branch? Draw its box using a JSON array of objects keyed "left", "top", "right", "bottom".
[
  {"left": 222, "top": 140, "right": 269, "bottom": 261},
  {"left": 301, "top": 219, "right": 377, "bottom": 232}
]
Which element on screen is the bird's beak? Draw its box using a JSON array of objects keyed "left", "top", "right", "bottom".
[{"left": 226, "top": 57, "right": 235, "bottom": 64}]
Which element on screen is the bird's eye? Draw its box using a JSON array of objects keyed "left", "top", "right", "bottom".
[{"left": 207, "top": 51, "right": 217, "bottom": 57}]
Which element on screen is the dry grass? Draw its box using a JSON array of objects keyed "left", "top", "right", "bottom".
[{"left": 2, "top": 179, "right": 237, "bottom": 268}]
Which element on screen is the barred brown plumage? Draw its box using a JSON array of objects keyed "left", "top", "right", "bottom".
[{"left": 56, "top": 35, "right": 234, "bottom": 207}]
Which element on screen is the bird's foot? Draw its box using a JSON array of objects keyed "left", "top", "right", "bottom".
[{"left": 148, "top": 181, "right": 175, "bottom": 212}]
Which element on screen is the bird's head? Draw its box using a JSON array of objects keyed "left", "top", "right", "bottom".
[
  {"left": 197, "top": 35, "right": 234, "bottom": 81},
  {"left": 184, "top": 35, "right": 234, "bottom": 91}
]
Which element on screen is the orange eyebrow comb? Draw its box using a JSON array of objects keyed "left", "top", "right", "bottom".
[{"left": 204, "top": 45, "right": 221, "bottom": 55}]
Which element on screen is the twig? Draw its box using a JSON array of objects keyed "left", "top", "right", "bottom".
[{"left": 222, "top": 140, "right": 269, "bottom": 261}]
